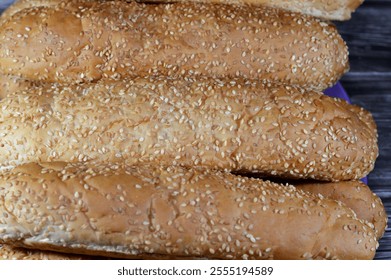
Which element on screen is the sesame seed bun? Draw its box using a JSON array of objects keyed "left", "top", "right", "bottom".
[
  {"left": 0, "top": 77, "right": 378, "bottom": 181},
  {"left": 0, "top": 0, "right": 364, "bottom": 21},
  {"left": 0, "top": 1, "right": 348, "bottom": 90},
  {"left": 0, "top": 162, "right": 378, "bottom": 259}
]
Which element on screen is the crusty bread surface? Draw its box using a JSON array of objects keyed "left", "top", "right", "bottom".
[
  {"left": 0, "top": 1, "right": 348, "bottom": 90},
  {"left": 0, "top": 0, "right": 380, "bottom": 261},
  {"left": 0, "top": 0, "right": 364, "bottom": 21},
  {"left": 0, "top": 162, "right": 378, "bottom": 259},
  {"left": 1, "top": 178, "right": 385, "bottom": 259},
  {"left": 0, "top": 75, "right": 32, "bottom": 100},
  {"left": 159, "top": 0, "right": 364, "bottom": 20},
  {"left": 296, "top": 180, "right": 387, "bottom": 239},
  {"left": 0, "top": 77, "right": 378, "bottom": 181},
  {"left": 149, "top": 0, "right": 364, "bottom": 20}
]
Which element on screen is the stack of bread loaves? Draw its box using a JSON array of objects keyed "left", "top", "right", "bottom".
[{"left": 0, "top": 0, "right": 386, "bottom": 260}]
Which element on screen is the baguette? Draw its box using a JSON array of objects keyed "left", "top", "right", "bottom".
[
  {"left": 175, "top": 0, "right": 364, "bottom": 20},
  {"left": 0, "top": 77, "right": 378, "bottom": 181},
  {"left": 296, "top": 181, "right": 387, "bottom": 239},
  {"left": 0, "top": 0, "right": 364, "bottom": 21},
  {"left": 0, "top": 1, "right": 348, "bottom": 90},
  {"left": 3, "top": 180, "right": 381, "bottom": 259},
  {"left": 155, "top": 0, "right": 364, "bottom": 21},
  {"left": 0, "top": 162, "right": 378, "bottom": 259}
]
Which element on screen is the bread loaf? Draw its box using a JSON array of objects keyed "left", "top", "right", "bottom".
[
  {"left": 0, "top": 175, "right": 384, "bottom": 260},
  {"left": 0, "top": 77, "right": 378, "bottom": 181},
  {"left": 296, "top": 181, "right": 387, "bottom": 239},
  {"left": 0, "top": 162, "right": 378, "bottom": 259},
  {"left": 162, "top": 0, "right": 364, "bottom": 20},
  {"left": 0, "top": 1, "right": 348, "bottom": 90},
  {"left": 0, "top": 0, "right": 364, "bottom": 21}
]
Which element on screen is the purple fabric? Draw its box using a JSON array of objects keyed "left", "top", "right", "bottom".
[
  {"left": 323, "top": 83, "right": 368, "bottom": 185},
  {"left": 324, "top": 83, "right": 350, "bottom": 100}
]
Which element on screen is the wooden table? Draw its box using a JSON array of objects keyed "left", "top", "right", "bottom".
[
  {"left": 336, "top": 0, "right": 391, "bottom": 259},
  {"left": 0, "top": 0, "right": 390, "bottom": 259}
]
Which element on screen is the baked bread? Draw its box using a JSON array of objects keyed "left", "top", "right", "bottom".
[
  {"left": 0, "top": 1, "right": 348, "bottom": 90},
  {"left": 184, "top": 0, "right": 364, "bottom": 20},
  {"left": 0, "top": 162, "right": 378, "bottom": 259},
  {"left": 1, "top": 178, "right": 384, "bottom": 259},
  {"left": 168, "top": 0, "right": 364, "bottom": 20},
  {"left": 0, "top": 0, "right": 364, "bottom": 21},
  {"left": 0, "top": 75, "right": 32, "bottom": 100},
  {"left": 296, "top": 181, "right": 387, "bottom": 239},
  {"left": 0, "top": 244, "right": 84, "bottom": 260},
  {"left": 0, "top": 0, "right": 87, "bottom": 23},
  {"left": 0, "top": 77, "right": 378, "bottom": 181}
]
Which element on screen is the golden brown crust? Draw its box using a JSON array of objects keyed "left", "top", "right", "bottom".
[
  {"left": 0, "top": 1, "right": 348, "bottom": 90},
  {"left": 0, "top": 162, "right": 378, "bottom": 259},
  {"left": 1, "top": 0, "right": 364, "bottom": 21},
  {"left": 1, "top": 0, "right": 54, "bottom": 23},
  {"left": 296, "top": 180, "right": 387, "bottom": 239},
  {"left": 0, "top": 77, "right": 378, "bottom": 181},
  {"left": 163, "top": 0, "right": 364, "bottom": 20}
]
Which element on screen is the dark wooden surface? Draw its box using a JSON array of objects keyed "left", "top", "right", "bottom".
[
  {"left": 335, "top": 0, "right": 391, "bottom": 260},
  {"left": 0, "top": 0, "right": 390, "bottom": 259}
]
